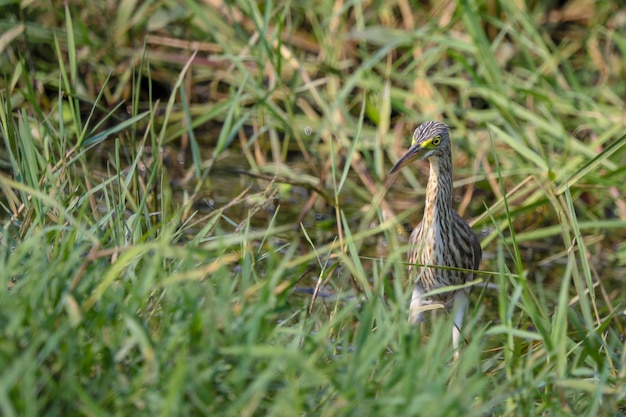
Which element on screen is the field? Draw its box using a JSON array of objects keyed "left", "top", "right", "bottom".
[{"left": 1, "top": 1, "right": 625, "bottom": 416}]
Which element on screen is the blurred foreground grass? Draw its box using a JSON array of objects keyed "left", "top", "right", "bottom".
[{"left": 1, "top": 0, "right": 626, "bottom": 416}]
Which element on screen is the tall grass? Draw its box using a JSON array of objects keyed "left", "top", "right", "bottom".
[{"left": 1, "top": 1, "right": 625, "bottom": 416}]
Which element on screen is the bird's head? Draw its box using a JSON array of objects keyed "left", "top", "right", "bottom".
[{"left": 389, "top": 121, "right": 450, "bottom": 174}]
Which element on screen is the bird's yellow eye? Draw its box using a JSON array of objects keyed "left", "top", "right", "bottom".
[{"left": 432, "top": 136, "right": 441, "bottom": 146}]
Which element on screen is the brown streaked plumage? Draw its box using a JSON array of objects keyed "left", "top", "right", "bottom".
[{"left": 389, "top": 121, "right": 481, "bottom": 356}]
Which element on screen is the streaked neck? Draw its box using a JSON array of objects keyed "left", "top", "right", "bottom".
[{"left": 423, "top": 151, "right": 453, "bottom": 227}]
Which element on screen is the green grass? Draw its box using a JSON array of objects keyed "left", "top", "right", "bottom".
[{"left": 1, "top": 0, "right": 626, "bottom": 416}]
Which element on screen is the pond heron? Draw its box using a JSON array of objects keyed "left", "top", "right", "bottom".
[{"left": 389, "top": 121, "right": 482, "bottom": 357}]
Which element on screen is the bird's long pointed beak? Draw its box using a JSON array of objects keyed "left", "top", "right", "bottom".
[{"left": 389, "top": 144, "right": 427, "bottom": 175}]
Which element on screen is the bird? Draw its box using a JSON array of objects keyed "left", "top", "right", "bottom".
[{"left": 389, "top": 121, "right": 482, "bottom": 356}]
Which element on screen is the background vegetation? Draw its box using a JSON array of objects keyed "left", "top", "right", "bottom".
[{"left": 1, "top": 0, "right": 625, "bottom": 415}]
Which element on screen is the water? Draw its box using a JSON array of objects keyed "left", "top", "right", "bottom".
[{"left": 89, "top": 137, "right": 625, "bottom": 329}]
